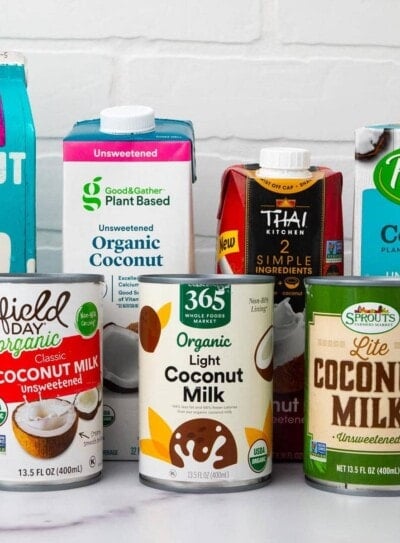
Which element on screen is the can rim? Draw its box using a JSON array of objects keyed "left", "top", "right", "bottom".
[
  {"left": 138, "top": 273, "right": 275, "bottom": 285},
  {"left": 0, "top": 273, "right": 104, "bottom": 284},
  {"left": 305, "top": 276, "right": 400, "bottom": 287}
]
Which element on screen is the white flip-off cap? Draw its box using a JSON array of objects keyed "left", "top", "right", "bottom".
[
  {"left": 258, "top": 147, "right": 312, "bottom": 179},
  {"left": 100, "top": 105, "right": 155, "bottom": 134},
  {"left": 259, "top": 147, "right": 311, "bottom": 170}
]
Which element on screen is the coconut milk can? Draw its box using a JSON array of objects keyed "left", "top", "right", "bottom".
[
  {"left": 138, "top": 274, "right": 274, "bottom": 492},
  {"left": 0, "top": 52, "right": 36, "bottom": 273},
  {"left": 353, "top": 124, "right": 400, "bottom": 275},
  {"left": 63, "top": 106, "right": 195, "bottom": 460},
  {"left": 304, "top": 277, "right": 400, "bottom": 495},
  {"left": 0, "top": 274, "right": 103, "bottom": 490},
  {"left": 216, "top": 147, "right": 344, "bottom": 461}
]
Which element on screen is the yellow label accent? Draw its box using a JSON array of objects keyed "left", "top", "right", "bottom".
[
  {"left": 246, "top": 169, "right": 324, "bottom": 194},
  {"left": 218, "top": 229, "right": 239, "bottom": 259},
  {"left": 157, "top": 302, "right": 172, "bottom": 329},
  {"left": 245, "top": 401, "right": 273, "bottom": 455},
  {"left": 140, "top": 408, "right": 173, "bottom": 463},
  {"left": 148, "top": 407, "right": 173, "bottom": 446},
  {"left": 139, "top": 439, "right": 171, "bottom": 463}
]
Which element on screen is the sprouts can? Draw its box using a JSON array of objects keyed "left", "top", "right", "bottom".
[
  {"left": 304, "top": 277, "right": 400, "bottom": 495},
  {"left": 138, "top": 274, "right": 274, "bottom": 492},
  {"left": 0, "top": 274, "right": 103, "bottom": 490}
]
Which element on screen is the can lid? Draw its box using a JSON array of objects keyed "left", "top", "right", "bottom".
[
  {"left": 100, "top": 105, "right": 155, "bottom": 134},
  {"left": 259, "top": 147, "right": 311, "bottom": 170}
]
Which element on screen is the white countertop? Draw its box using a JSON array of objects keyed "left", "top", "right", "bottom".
[{"left": 1, "top": 462, "right": 399, "bottom": 543}]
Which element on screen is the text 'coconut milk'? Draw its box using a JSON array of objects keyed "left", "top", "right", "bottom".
[
  {"left": 138, "top": 274, "right": 274, "bottom": 492},
  {"left": 304, "top": 277, "right": 400, "bottom": 495},
  {"left": 0, "top": 274, "right": 103, "bottom": 490},
  {"left": 63, "top": 106, "right": 195, "bottom": 460},
  {"left": 216, "top": 148, "right": 343, "bottom": 461}
]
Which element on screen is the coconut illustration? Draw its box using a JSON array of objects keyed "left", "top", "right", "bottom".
[
  {"left": 74, "top": 387, "right": 101, "bottom": 420},
  {"left": 139, "top": 305, "right": 161, "bottom": 352},
  {"left": 103, "top": 323, "right": 139, "bottom": 392},
  {"left": 12, "top": 398, "right": 78, "bottom": 458},
  {"left": 355, "top": 126, "right": 388, "bottom": 160},
  {"left": 254, "top": 326, "right": 273, "bottom": 381}
]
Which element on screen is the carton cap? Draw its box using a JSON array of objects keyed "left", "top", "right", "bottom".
[
  {"left": 100, "top": 105, "right": 155, "bottom": 134},
  {"left": 258, "top": 147, "right": 312, "bottom": 179}
]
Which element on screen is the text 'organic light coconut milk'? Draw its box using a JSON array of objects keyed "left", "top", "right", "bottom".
[
  {"left": 216, "top": 148, "right": 343, "bottom": 461},
  {"left": 63, "top": 106, "right": 195, "bottom": 460},
  {"left": 0, "top": 52, "right": 36, "bottom": 272}
]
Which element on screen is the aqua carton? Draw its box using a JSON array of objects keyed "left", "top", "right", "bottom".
[
  {"left": 0, "top": 52, "right": 36, "bottom": 272},
  {"left": 354, "top": 124, "right": 400, "bottom": 275}
]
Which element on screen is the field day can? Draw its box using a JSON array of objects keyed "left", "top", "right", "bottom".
[{"left": 0, "top": 274, "right": 103, "bottom": 490}]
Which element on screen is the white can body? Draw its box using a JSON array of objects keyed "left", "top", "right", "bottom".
[{"left": 138, "top": 274, "right": 274, "bottom": 492}]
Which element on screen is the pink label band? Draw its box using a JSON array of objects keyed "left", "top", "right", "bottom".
[{"left": 64, "top": 141, "right": 192, "bottom": 162}]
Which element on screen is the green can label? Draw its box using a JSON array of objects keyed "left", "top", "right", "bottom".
[{"left": 304, "top": 280, "right": 400, "bottom": 491}]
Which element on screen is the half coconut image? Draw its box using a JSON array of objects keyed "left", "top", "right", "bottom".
[
  {"left": 103, "top": 302, "right": 171, "bottom": 392},
  {"left": 103, "top": 322, "right": 139, "bottom": 392},
  {"left": 12, "top": 388, "right": 101, "bottom": 459}
]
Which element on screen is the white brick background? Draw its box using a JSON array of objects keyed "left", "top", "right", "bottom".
[{"left": 2, "top": 0, "right": 398, "bottom": 274}]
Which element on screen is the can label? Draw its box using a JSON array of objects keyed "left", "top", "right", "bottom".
[
  {"left": 0, "top": 278, "right": 103, "bottom": 487},
  {"left": 216, "top": 164, "right": 343, "bottom": 461},
  {"left": 304, "top": 280, "right": 400, "bottom": 490},
  {"left": 138, "top": 277, "right": 274, "bottom": 490}
]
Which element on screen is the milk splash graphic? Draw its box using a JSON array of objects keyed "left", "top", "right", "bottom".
[{"left": 172, "top": 434, "right": 227, "bottom": 471}]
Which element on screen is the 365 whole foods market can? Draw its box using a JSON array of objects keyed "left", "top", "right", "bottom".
[
  {"left": 138, "top": 274, "right": 274, "bottom": 492},
  {"left": 0, "top": 274, "right": 103, "bottom": 490},
  {"left": 304, "top": 277, "right": 400, "bottom": 495}
]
